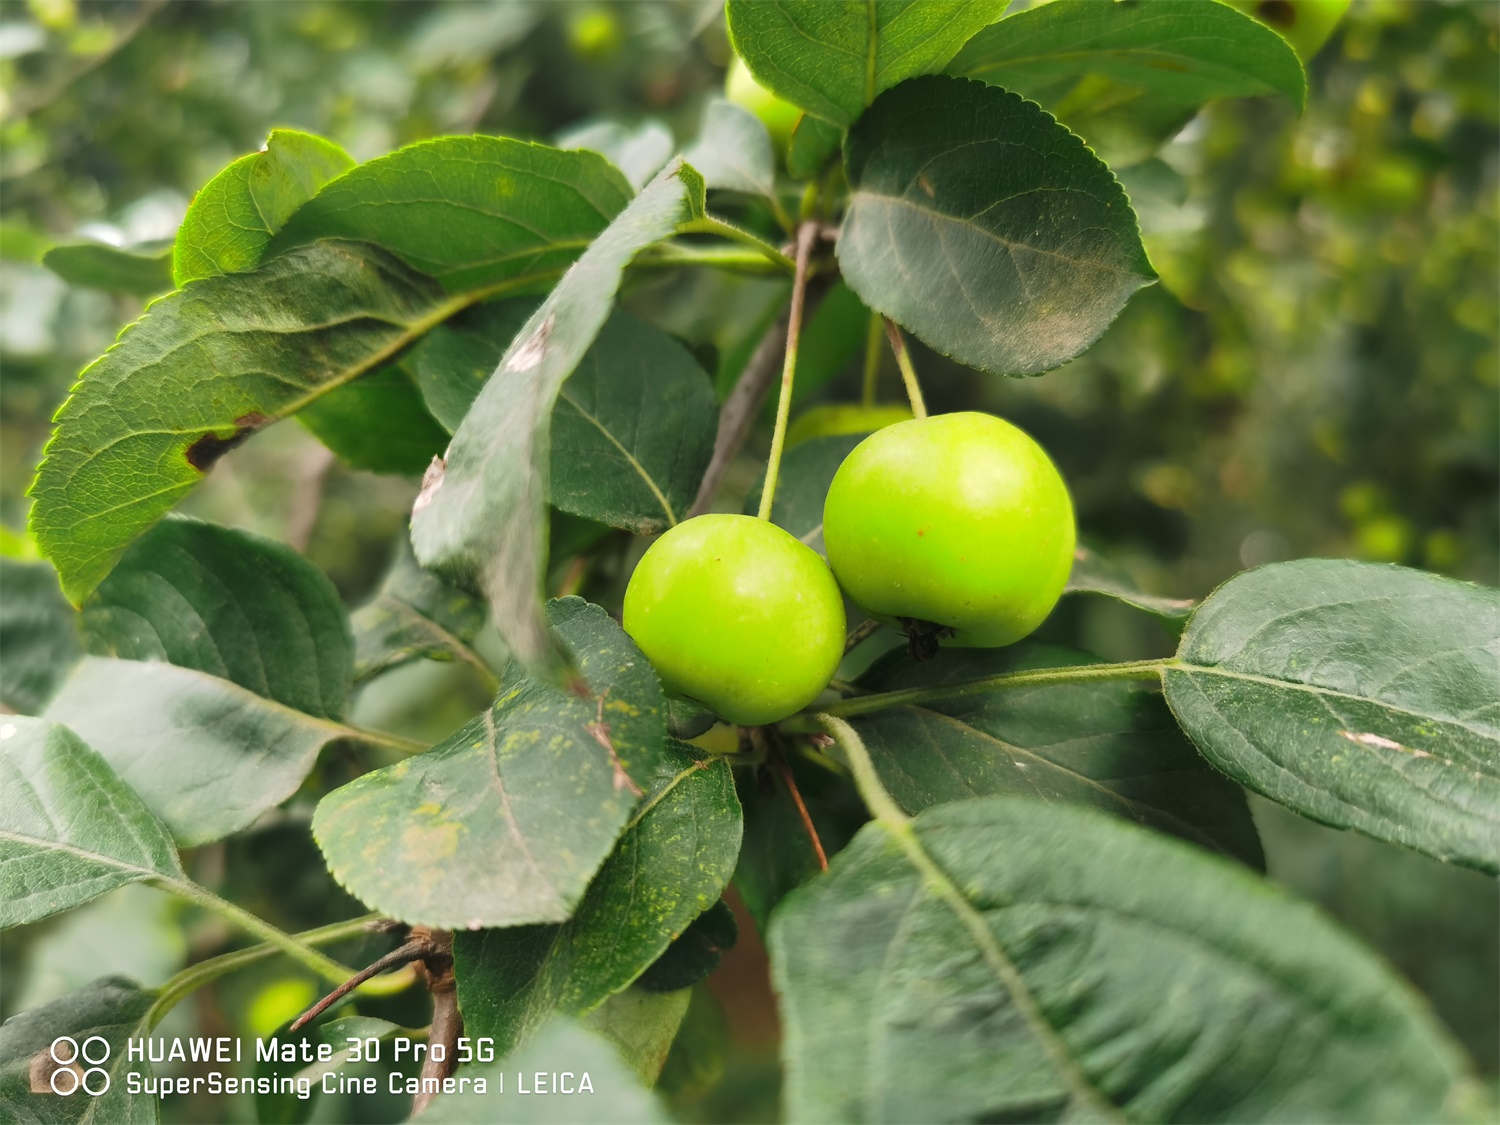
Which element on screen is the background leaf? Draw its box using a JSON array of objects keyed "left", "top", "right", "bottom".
[
  {"left": 949, "top": 0, "right": 1307, "bottom": 166},
  {"left": 350, "top": 540, "right": 492, "bottom": 685},
  {"left": 684, "top": 99, "right": 776, "bottom": 200},
  {"left": 0, "top": 717, "right": 181, "bottom": 927},
  {"left": 582, "top": 989, "right": 693, "bottom": 1085},
  {"left": 1164, "top": 560, "right": 1500, "bottom": 872},
  {"left": 1064, "top": 544, "right": 1196, "bottom": 625},
  {"left": 28, "top": 240, "right": 457, "bottom": 604},
  {"left": 171, "top": 128, "right": 354, "bottom": 286},
  {"left": 557, "top": 119, "right": 675, "bottom": 192},
  {"left": 771, "top": 797, "right": 1480, "bottom": 1123},
  {"left": 454, "top": 746, "right": 741, "bottom": 1055},
  {"left": 838, "top": 75, "right": 1156, "bottom": 377},
  {"left": 636, "top": 899, "right": 738, "bottom": 993},
  {"left": 80, "top": 515, "right": 352, "bottom": 719},
  {"left": 313, "top": 599, "right": 669, "bottom": 927},
  {"left": 409, "top": 161, "right": 703, "bottom": 669},
  {"left": 0, "top": 558, "right": 80, "bottom": 713},
  {"left": 785, "top": 114, "right": 843, "bottom": 180},
  {"left": 44, "top": 657, "right": 349, "bottom": 845},
  {"left": 272, "top": 136, "right": 634, "bottom": 293},
  {"left": 725, "top": 0, "right": 1010, "bottom": 127},
  {"left": 851, "top": 644, "right": 1264, "bottom": 865},
  {"left": 413, "top": 305, "right": 718, "bottom": 534},
  {"left": 0, "top": 976, "right": 158, "bottom": 1125},
  {"left": 743, "top": 433, "right": 863, "bottom": 552},
  {"left": 42, "top": 240, "right": 172, "bottom": 297}
]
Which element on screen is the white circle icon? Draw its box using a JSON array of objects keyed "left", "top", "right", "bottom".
[
  {"left": 48, "top": 1036, "right": 78, "bottom": 1066},
  {"left": 48, "top": 1065, "right": 79, "bottom": 1097},
  {"left": 81, "top": 1036, "right": 110, "bottom": 1065},
  {"left": 47, "top": 1036, "right": 110, "bottom": 1096}
]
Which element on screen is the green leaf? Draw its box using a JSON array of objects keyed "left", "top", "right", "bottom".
[
  {"left": 636, "top": 899, "right": 738, "bottom": 992},
  {"left": 421, "top": 1019, "right": 670, "bottom": 1123},
  {"left": 253, "top": 1015, "right": 400, "bottom": 1125},
  {"left": 657, "top": 986, "right": 730, "bottom": 1100},
  {"left": 42, "top": 240, "right": 172, "bottom": 297},
  {"left": 0, "top": 976, "right": 158, "bottom": 1125},
  {"left": 409, "top": 161, "right": 704, "bottom": 670},
  {"left": 351, "top": 540, "right": 492, "bottom": 685},
  {"left": 313, "top": 599, "right": 669, "bottom": 928},
  {"left": 948, "top": 0, "right": 1307, "bottom": 165},
  {"left": 80, "top": 515, "right": 353, "bottom": 719},
  {"left": 169, "top": 129, "right": 445, "bottom": 475},
  {"left": 28, "top": 240, "right": 462, "bottom": 605},
  {"left": 837, "top": 75, "right": 1156, "bottom": 377},
  {"left": 557, "top": 119, "right": 674, "bottom": 192},
  {"left": 684, "top": 99, "right": 775, "bottom": 199},
  {"left": 1065, "top": 543, "right": 1195, "bottom": 625},
  {"left": 785, "top": 114, "right": 843, "bottom": 180},
  {"left": 853, "top": 644, "right": 1263, "bottom": 865},
  {"left": 272, "top": 136, "right": 634, "bottom": 294},
  {"left": 172, "top": 128, "right": 355, "bottom": 287},
  {"left": 771, "top": 797, "right": 1481, "bottom": 1122},
  {"left": 581, "top": 988, "right": 692, "bottom": 1084},
  {"left": 0, "top": 717, "right": 182, "bottom": 927},
  {"left": 725, "top": 0, "right": 1011, "bottom": 127},
  {"left": 453, "top": 746, "right": 741, "bottom": 1053},
  {"left": 1164, "top": 560, "right": 1500, "bottom": 873},
  {"left": 44, "top": 657, "right": 348, "bottom": 845},
  {"left": 0, "top": 558, "right": 80, "bottom": 713},
  {"left": 413, "top": 305, "right": 718, "bottom": 534}
]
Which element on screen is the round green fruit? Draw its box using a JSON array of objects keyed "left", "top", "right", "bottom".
[
  {"left": 822, "top": 412, "right": 1075, "bottom": 647},
  {"left": 623, "top": 514, "right": 845, "bottom": 725},
  {"left": 786, "top": 403, "right": 914, "bottom": 449},
  {"left": 725, "top": 58, "right": 801, "bottom": 150}
]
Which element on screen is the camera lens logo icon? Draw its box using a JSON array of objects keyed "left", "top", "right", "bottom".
[{"left": 48, "top": 1036, "right": 110, "bottom": 1096}]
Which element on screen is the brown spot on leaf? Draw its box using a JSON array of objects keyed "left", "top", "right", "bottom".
[
  {"left": 185, "top": 412, "right": 269, "bottom": 471},
  {"left": 413, "top": 456, "right": 445, "bottom": 513}
]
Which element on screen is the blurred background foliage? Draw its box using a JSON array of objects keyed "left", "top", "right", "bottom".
[{"left": 1, "top": 0, "right": 1496, "bottom": 1118}]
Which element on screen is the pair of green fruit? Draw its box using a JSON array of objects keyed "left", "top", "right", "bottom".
[{"left": 623, "top": 412, "right": 1076, "bottom": 725}]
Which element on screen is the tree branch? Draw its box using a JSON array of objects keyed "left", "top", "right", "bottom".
[{"left": 412, "top": 929, "right": 459, "bottom": 1116}]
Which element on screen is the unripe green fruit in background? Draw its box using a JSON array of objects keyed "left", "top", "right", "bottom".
[
  {"left": 725, "top": 57, "right": 801, "bottom": 150},
  {"left": 623, "top": 514, "right": 845, "bottom": 725},
  {"left": 822, "top": 412, "right": 1075, "bottom": 647},
  {"left": 787, "top": 403, "right": 914, "bottom": 449}
]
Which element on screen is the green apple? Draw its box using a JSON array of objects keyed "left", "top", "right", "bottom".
[
  {"left": 726, "top": 57, "right": 802, "bottom": 150},
  {"left": 822, "top": 412, "right": 1075, "bottom": 647},
  {"left": 623, "top": 514, "right": 845, "bottom": 725},
  {"left": 787, "top": 404, "right": 914, "bottom": 449},
  {"left": 1225, "top": 0, "right": 1350, "bottom": 61}
]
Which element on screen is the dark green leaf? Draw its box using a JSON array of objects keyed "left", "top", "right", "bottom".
[
  {"left": 0, "top": 977, "right": 158, "bottom": 1125},
  {"left": 581, "top": 989, "right": 692, "bottom": 1084},
  {"left": 948, "top": 0, "right": 1307, "bottom": 165},
  {"left": 0, "top": 717, "right": 181, "bottom": 927},
  {"left": 171, "top": 128, "right": 354, "bottom": 287},
  {"left": 685, "top": 99, "right": 776, "bottom": 199},
  {"left": 421, "top": 1019, "right": 670, "bottom": 1123},
  {"left": 853, "top": 644, "right": 1263, "bottom": 865},
  {"left": 351, "top": 540, "right": 492, "bottom": 685},
  {"left": 293, "top": 364, "right": 449, "bottom": 475},
  {"left": 636, "top": 899, "right": 738, "bottom": 992},
  {"left": 414, "top": 306, "right": 718, "bottom": 533},
  {"left": 789, "top": 281, "right": 870, "bottom": 407},
  {"left": 557, "top": 119, "right": 674, "bottom": 192},
  {"left": 744, "top": 433, "right": 863, "bottom": 552},
  {"left": 272, "top": 137, "right": 633, "bottom": 293},
  {"left": 42, "top": 241, "right": 172, "bottom": 297},
  {"left": 771, "top": 797, "right": 1481, "bottom": 1122},
  {"left": 732, "top": 753, "right": 866, "bottom": 930},
  {"left": 408, "top": 161, "right": 704, "bottom": 670},
  {"left": 45, "top": 657, "right": 347, "bottom": 845},
  {"left": 80, "top": 515, "right": 353, "bottom": 719},
  {"left": 313, "top": 599, "right": 669, "bottom": 927},
  {"left": 253, "top": 1015, "right": 399, "bottom": 1125},
  {"left": 1065, "top": 543, "right": 1195, "bottom": 624},
  {"left": 454, "top": 745, "right": 741, "bottom": 1053},
  {"left": 838, "top": 75, "right": 1156, "bottom": 377},
  {"left": 28, "top": 240, "right": 458, "bottom": 605},
  {"left": 725, "top": 0, "right": 1010, "bottom": 127},
  {"left": 0, "top": 558, "right": 79, "bottom": 713},
  {"left": 1164, "top": 560, "right": 1500, "bottom": 872},
  {"left": 785, "top": 114, "right": 843, "bottom": 180},
  {"left": 657, "top": 986, "right": 729, "bottom": 1100}
]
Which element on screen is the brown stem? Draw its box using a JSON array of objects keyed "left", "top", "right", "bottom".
[
  {"left": 773, "top": 750, "right": 828, "bottom": 872},
  {"left": 843, "top": 617, "right": 883, "bottom": 654},
  {"left": 288, "top": 937, "right": 429, "bottom": 1033},
  {"left": 412, "top": 929, "right": 459, "bottom": 1116}
]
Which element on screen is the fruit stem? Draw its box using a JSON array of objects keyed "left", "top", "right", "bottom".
[
  {"left": 757, "top": 221, "right": 820, "bottom": 522},
  {"left": 816, "top": 658, "right": 1174, "bottom": 721},
  {"left": 860, "top": 311, "right": 882, "bottom": 406},
  {"left": 679, "top": 215, "right": 795, "bottom": 272},
  {"left": 883, "top": 318, "right": 928, "bottom": 419}
]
